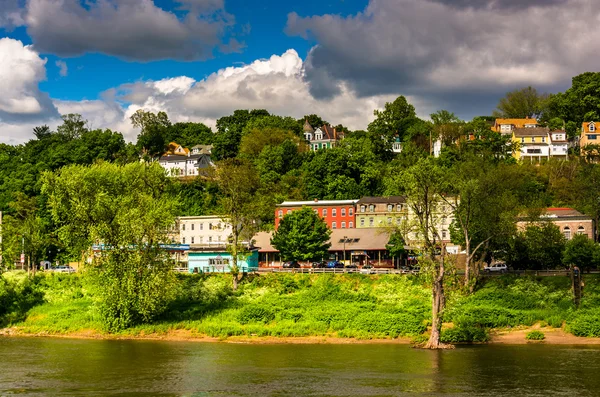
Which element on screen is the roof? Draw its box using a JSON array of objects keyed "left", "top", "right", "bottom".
[
  {"left": 582, "top": 121, "right": 598, "bottom": 134},
  {"left": 252, "top": 228, "right": 392, "bottom": 253},
  {"left": 277, "top": 199, "right": 359, "bottom": 207},
  {"left": 357, "top": 196, "right": 406, "bottom": 204},
  {"left": 495, "top": 118, "right": 539, "bottom": 127},
  {"left": 303, "top": 119, "right": 315, "bottom": 133},
  {"left": 191, "top": 145, "right": 213, "bottom": 154},
  {"left": 178, "top": 215, "right": 228, "bottom": 221},
  {"left": 544, "top": 208, "right": 589, "bottom": 218},
  {"left": 159, "top": 154, "right": 189, "bottom": 161},
  {"left": 513, "top": 127, "right": 549, "bottom": 137}
]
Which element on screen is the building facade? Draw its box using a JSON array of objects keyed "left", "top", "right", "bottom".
[
  {"left": 517, "top": 208, "right": 594, "bottom": 240},
  {"left": 188, "top": 250, "right": 259, "bottom": 273},
  {"left": 158, "top": 142, "right": 214, "bottom": 177},
  {"left": 178, "top": 215, "right": 232, "bottom": 247},
  {"left": 303, "top": 120, "right": 344, "bottom": 151},
  {"left": 355, "top": 196, "right": 408, "bottom": 228},
  {"left": 275, "top": 199, "right": 358, "bottom": 230}
]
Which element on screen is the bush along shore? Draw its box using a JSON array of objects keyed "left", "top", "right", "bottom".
[{"left": 1, "top": 271, "right": 600, "bottom": 343}]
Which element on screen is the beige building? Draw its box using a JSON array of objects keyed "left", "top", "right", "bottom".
[
  {"left": 178, "top": 215, "right": 232, "bottom": 247},
  {"left": 517, "top": 208, "right": 594, "bottom": 240}
]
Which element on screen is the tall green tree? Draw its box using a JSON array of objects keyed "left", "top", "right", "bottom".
[
  {"left": 493, "top": 86, "right": 548, "bottom": 119},
  {"left": 368, "top": 96, "right": 417, "bottom": 143},
  {"left": 563, "top": 234, "right": 599, "bottom": 271},
  {"left": 42, "top": 162, "right": 178, "bottom": 331},
  {"left": 271, "top": 207, "right": 331, "bottom": 262},
  {"left": 214, "top": 158, "right": 261, "bottom": 290},
  {"left": 386, "top": 157, "right": 449, "bottom": 349},
  {"left": 131, "top": 109, "right": 171, "bottom": 158}
]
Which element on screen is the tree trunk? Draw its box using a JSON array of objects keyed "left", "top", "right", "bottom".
[
  {"left": 424, "top": 248, "right": 452, "bottom": 349},
  {"left": 464, "top": 234, "right": 470, "bottom": 288},
  {"left": 232, "top": 274, "right": 239, "bottom": 291}
]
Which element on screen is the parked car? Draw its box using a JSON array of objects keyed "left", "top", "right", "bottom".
[
  {"left": 326, "top": 261, "right": 344, "bottom": 269},
  {"left": 311, "top": 261, "right": 327, "bottom": 268},
  {"left": 51, "top": 265, "right": 76, "bottom": 273},
  {"left": 484, "top": 262, "right": 508, "bottom": 273},
  {"left": 345, "top": 263, "right": 358, "bottom": 269},
  {"left": 282, "top": 261, "right": 300, "bottom": 269},
  {"left": 360, "top": 265, "right": 376, "bottom": 274}
]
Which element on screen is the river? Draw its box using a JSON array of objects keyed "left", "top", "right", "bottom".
[{"left": 1, "top": 337, "right": 600, "bottom": 396}]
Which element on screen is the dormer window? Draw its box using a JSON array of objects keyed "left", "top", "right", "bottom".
[
  {"left": 304, "top": 133, "right": 313, "bottom": 141},
  {"left": 590, "top": 122, "right": 596, "bottom": 132},
  {"left": 315, "top": 133, "right": 323, "bottom": 140}
]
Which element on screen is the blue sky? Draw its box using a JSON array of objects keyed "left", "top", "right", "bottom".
[
  {"left": 0, "top": 0, "right": 597, "bottom": 143},
  {"left": 1, "top": 0, "right": 367, "bottom": 102}
]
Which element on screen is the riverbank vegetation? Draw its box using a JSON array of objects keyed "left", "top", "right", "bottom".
[{"left": 2, "top": 271, "right": 600, "bottom": 342}]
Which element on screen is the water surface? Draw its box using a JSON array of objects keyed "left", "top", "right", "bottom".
[{"left": 1, "top": 337, "right": 599, "bottom": 396}]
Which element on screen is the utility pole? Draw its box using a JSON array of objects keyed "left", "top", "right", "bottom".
[{"left": 343, "top": 235, "right": 347, "bottom": 266}]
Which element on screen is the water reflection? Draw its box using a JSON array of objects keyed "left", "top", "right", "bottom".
[{"left": 1, "top": 338, "right": 600, "bottom": 396}]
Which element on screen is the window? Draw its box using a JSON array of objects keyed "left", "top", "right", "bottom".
[
  {"left": 208, "top": 236, "right": 212, "bottom": 242},
  {"left": 341, "top": 208, "right": 346, "bottom": 216},
  {"left": 349, "top": 207, "right": 353, "bottom": 216},
  {"left": 182, "top": 237, "right": 186, "bottom": 244},
  {"left": 531, "top": 137, "right": 536, "bottom": 143},
  {"left": 526, "top": 148, "right": 542, "bottom": 154},
  {"left": 541, "top": 137, "right": 546, "bottom": 143},
  {"left": 563, "top": 226, "right": 571, "bottom": 240},
  {"left": 397, "top": 204, "right": 402, "bottom": 212},
  {"left": 442, "top": 231, "right": 447, "bottom": 239},
  {"left": 369, "top": 217, "right": 374, "bottom": 227},
  {"left": 387, "top": 217, "right": 392, "bottom": 225},
  {"left": 278, "top": 210, "right": 283, "bottom": 218},
  {"left": 360, "top": 218, "right": 365, "bottom": 227},
  {"left": 191, "top": 223, "right": 194, "bottom": 231},
  {"left": 209, "top": 223, "right": 213, "bottom": 230},
  {"left": 341, "top": 222, "right": 346, "bottom": 229},
  {"left": 578, "top": 226, "right": 586, "bottom": 236},
  {"left": 332, "top": 222, "right": 337, "bottom": 229},
  {"left": 349, "top": 222, "right": 353, "bottom": 228},
  {"left": 209, "top": 258, "right": 229, "bottom": 266},
  {"left": 332, "top": 209, "right": 337, "bottom": 217},
  {"left": 590, "top": 123, "right": 596, "bottom": 132},
  {"left": 191, "top": 237, "right": 195, "bottom": 244},
  {"left": 182, "top": 224, "right": 186, "bottom": 231},
  {"left": 521, "top": 137, "right": 525, "bottom": 143},
  {"left": 369, "top": 204, "right": 374, "bottom": 212},
  {"left": 388, "top": 204, "right": 393, "bottom": 212},
  {"left": 217, "top": 236, "right": 221, "bottom": 242},
  {"left": 200, "top": 223, "right": 203, "bottom": 230},
  {"left": 199, "top": 236, "right": 203, "bottom": 243},
  {"left": 589, "top": 135, "right": 597, "bottom": 140},
  {"left": 287, "top": 210, "right": 292, "bottom": 214},
  {"left": 314, "top": 209, "right": 318, "bottom": 214},
  {"left": 322, "top": 208, "right": 328, "bottom": 217},
  {"left": 360, "top": 205, "right": 365, "bottom": 213}
]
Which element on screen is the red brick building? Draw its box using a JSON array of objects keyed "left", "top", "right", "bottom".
[
  {"left": 274, "top": 199, "right": 358, "bottom": 230},
  {"left": 517, "top": 208, "right": 594, "bottom": 240}
]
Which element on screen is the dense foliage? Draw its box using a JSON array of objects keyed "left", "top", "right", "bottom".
[{"left": 271, "top": 207, "right": 332, "bottom": 261}]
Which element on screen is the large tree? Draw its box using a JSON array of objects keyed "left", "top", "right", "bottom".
[
  {"left": 564, "top": 234, "right": 599, "bottom": 272},
  {"left": 494, "top": 86, "right": 548, "bottom": 119},
  {"left": 387, "top": 157, "right": 449, "bottom": 349},
  {"left": 41, "top": 162, "right": 178, "bottom": 331},
  {"left": 271, "top": 207, "right": 331, "bottom": 262},
  {"left": 214, "top": 158, "right": 261, "bottom": 289},
  {"left": 368, "top": 95, "right": 417, "bottom": 143}
]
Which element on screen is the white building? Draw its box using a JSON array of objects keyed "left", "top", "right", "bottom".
[
  {"left": 178, "top": 215, "right": 232, "bottom": 247},
  {"left": 303, "top": 120, "right": 343, "bottom": 151},
  {"left": 158, "top": 143, "right": 214, "bottom": 177}
]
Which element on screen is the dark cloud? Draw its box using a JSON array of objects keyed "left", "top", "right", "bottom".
[
  {"left": 23, "top": 0, "right": 239, "bottom": 61},
  {"left": 429, "top": 0, "right": 569, "bottom": 10},
  {"left": 287, "top": 0, "right": 598, "bottom": 118}
]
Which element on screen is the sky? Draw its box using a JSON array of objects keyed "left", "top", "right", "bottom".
[{"left": 0, "top": 0, "right": 598, "bottom": 143}]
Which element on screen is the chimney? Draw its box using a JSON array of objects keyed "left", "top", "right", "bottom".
[{"left": 333, "top": 127, "right": 337, "bottom": 140}]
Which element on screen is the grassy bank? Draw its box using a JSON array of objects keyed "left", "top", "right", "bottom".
[{"left": 2, "top": 271, "right": 600, "bottom": 342}]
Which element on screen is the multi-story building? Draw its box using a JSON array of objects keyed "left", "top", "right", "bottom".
[
  {"left": 517, "top": 208, "right": 594, "bottom": 240},
  {"left": 303, "top": 120, "right": 344, "bottom": 151},
  {"left": 355, "top": 196, "right": 408, "bottom": 228},
  {"left": 512, "top": 127, "right": 569, "bottom": 162},
  {"left": 580, "top": 122, "right": 599, "bottom": 158},
  {"left": 549, "top": 130, "right": 569, "bottom": 159},
  {"left": 158, "top": 142, "right": 214, "bottom": 177},
  {"left": 275, "top": 199, "right": 358, "bottom": 230},
  {"left": 178, "top": 215, "right": 232, "bottom": 247},
  {"left": 492, "top": 118, "right": 538, "bottom": 135}
]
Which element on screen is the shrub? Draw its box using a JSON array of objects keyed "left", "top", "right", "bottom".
[
  {"left": 526, "top": 330, "right": 545, "bottom": 340},
  {"left": 237, "top": 305, "right": 275, "bottom": 324},
  {"left": 566, "top": 312, "right": 600, "bottom": 337},
  {"left": 441, "top": 326, "right": 489, "bottom": 343}
]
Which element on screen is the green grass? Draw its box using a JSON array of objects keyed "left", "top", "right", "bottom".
[{"left": 3, "top": 271, "right": 600, "bottom": 342}]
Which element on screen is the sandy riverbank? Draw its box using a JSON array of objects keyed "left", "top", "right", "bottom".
[{"left": 3, "top": 326, "right": 600, "bottom": 345}]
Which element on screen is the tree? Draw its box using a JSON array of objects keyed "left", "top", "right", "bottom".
[
  {"left": 33, "top": 125, "right": 51, "bottom": 140},
  {"left": 299, "top": 114, "right": 327, "bottom": 129},
  {"left": 386, "top": 231, "right": 406, "bottom": 268},
  {"left": 213, "top": 109, "right": 269, "bottom": 160},
  {"left": 57, "top": 114, "right": 88, "bottom": 140},
  {"left": 386, "top": 157, "right": 449, "bottom": 349},
  {"left": 271, "top": 207, "right": 331, "bottom": 262},
  {"left": 564, "top": 234, "right": 599, "bottom": 272},
  {"left": 509, "top": 223, "right": 566, "bottom": 270},
  {"left": 494, "top": 86, "right": 548, "bottom": 119},
  {"left": 368, "top": 96, "right": 417, "bottom": 143},
  {"left": 430, "top": 110, "right": 463, "bottom": 147},
  {"left": 213, "top": 158, "right": 261, "bottom": 290},
  {"left": 131, "top": 110, "right": 171, "bottom": 159},
  {"left": 41, "top": 162, "right": 178, "bottom": 331}
]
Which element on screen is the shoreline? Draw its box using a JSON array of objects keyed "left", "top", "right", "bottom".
[{"left": 3, "top": 327, "right": 600, "bottom": 345}]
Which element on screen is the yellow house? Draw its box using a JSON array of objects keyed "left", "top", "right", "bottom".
[
  {"left": 580, "top": 122, "right": 599, "bottom": 158},
  {"left": 512, "top": 127, "right": 551, "bottom": 162},
  {"left": 355, "top": 196, "right": 408, "bottom": 228},
  {"left": 492, "top": 118, "right": 538, "bottom": 135}
]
